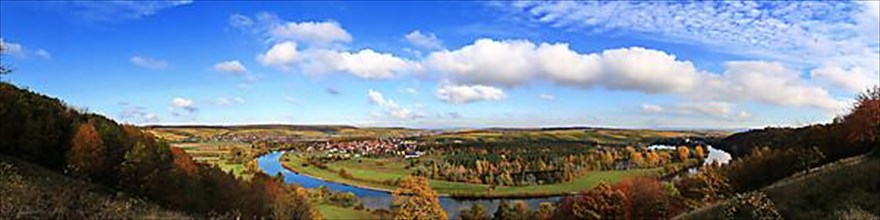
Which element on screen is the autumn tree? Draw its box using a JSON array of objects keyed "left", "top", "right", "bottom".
[
  {"left": 535, "top": 202, "right": 554, "bottom": 220},
  {"left": 67, "top": 121, "right": 105, "bottom": 178},
  {"left": 677, "top": 146, "right": 690, "bottom": 162},
  {"left": 392, "top": 176, "right": 447, "bottom": 220},
  {"left": 841, "top": 86, "right": 880, "bottom": 154},
  {"left": 555, "top": 183, "right": 626, "bottom": 220},
  {"left": 694, "top": 145, "right": 705, "bottom": 159},
  {"left": 460, "top": 204, "right": 489, "bottom": 220}
]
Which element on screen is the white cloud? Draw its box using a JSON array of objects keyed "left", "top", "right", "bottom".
[
  {"left": 598, "top": 47, "right": 699, "bottom": 93},
  {"left": 34, "top": 49, "right": 51, "bottom": 59},
  {"left": 213, "top": 60, "right": 247, "bottom": 73},
  {"left": 66, "top": 1, "right": 191, "bottom": 22},
  {"left": 539, "top": 94, "right": 555, "bottom": 101},
  {"left": 1, "top": 39, "right": 50, "bottom": 60},
  {"left": 229, "top": 13, "right": 254, "bottom": 28},
  {"left": 405, "top": 30, "right": 443, "bottom": 50},
  {"left": 367, "top": 90, "right": 422, "bottom": 119},
  {"left": 258, "top": 41, "right": 300, "bottom": 70},
  {"left": 435, "top": 83, "right": 506, "bottom": 104},
  {"left": 427, "top": 39, "right": 541, "bottom": 86},
  {"left": 0, "top": 39, "right": 24, "bottom": 57},
  {"left": 698, "top": 61, "right": 847, "bottom": 111},
  {"left": 640, "top": 104, "right": 663, "bottom": 114},
  {"left": 426, "top": 39, "right": 697, "bottom": 93},
  {"left": 214, "top": 96, "right": 244, "bottom": 106},
  {"left": 130, "top": 55, "right": 168, "bottom": 70},
  {"left": 267, "top": 19, "right": 351, "bottom": 46},
  {"left": 642, "top": 102, "right": 752, "bottom": 121},
  {"left": 170, "top": 97, "right": 197, "bottom": 112},
  {"left": 427, "top": 38, "right": 847, "bottom": 111},
  {"left": 810, "top": 64, "right": 879, "bottom": 93},
  {"left": 331, "top": 49, "right": 420, "bottom": 79},
  {"left": 259, "top": 42, "right": 419, "bottom": 79},
  {"left": 503, "top": 1, "right": 879, "bottom": 72},
  {"left": 119, "top": 104, "right": 159, "bottom": 123}
]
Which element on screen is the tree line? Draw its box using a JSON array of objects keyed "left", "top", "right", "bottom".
[{"left": 0, "top": 82, "right": 320, "bottom": 218}]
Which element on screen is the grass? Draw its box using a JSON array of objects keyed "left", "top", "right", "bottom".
[
  {"left": 676, "top": 155, "right": 880, "bottom": 220},
  {"left": 1, "top": 154, "right": 187, "bottom": 219},
  {"left": 282, "top": 154, "right": 662, "bottom": 197},
  {"left": 170, "top": 142, "right": 253, "bottom": 178},
  {"left": 316, "top": 204, "right": 377, "bottom": 220}
]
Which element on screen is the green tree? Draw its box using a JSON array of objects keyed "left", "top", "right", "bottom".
[{"left": 392, "top": 176, "right": 447, "bottom": 220}]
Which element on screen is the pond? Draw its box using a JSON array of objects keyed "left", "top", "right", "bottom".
[{"left": 257, "top": 151, "right": 560, "bottom": 219}]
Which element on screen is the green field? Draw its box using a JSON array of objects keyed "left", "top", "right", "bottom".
[
  {"left": 170, "top": 142, "right": 254, "bottom": 178},
  {"left": 317, "top": 204, "right": 377, "bottom": 220},
  {"left": 282, "top": 154, "right": 662, "bottom": 197}
]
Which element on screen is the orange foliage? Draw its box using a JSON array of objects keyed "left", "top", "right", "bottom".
[
  {"left": 677, "top": 146, "right": 690, "bottom": 162},
  {"left": 67, "top": 121, "right": 104, "bottom": 177}
]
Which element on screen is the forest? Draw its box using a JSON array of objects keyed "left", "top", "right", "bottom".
[{"left": 0, "top": 81, "right": 319, "bottom": 219}]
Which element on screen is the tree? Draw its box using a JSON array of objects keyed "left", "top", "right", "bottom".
[
  {"left": 67, "top": 121, "right": 105, "bottom": 178},
  {"left": 535, "top": 202, "right": 554, "bottom": 220},
  {"left": 555, "top": 183, "right": 626, "bottom": 220},
  {"left": 841, "top": 86, "right": 880, "bottom": 154},
  {"left": 460, "top": 204, "right": 489, "bottom": 220},
  {"left": 392, "top": 176, "right": 447, "bottom": 220},
  {"left": 677, "top": 146, "right": 690, "bottom": 162},
  {"left": 0, "top": 43, "right": 11, "bottom": 77},
  {"left": 694, "top": 145, "right": 705, "bottom": 159},
  {"left": 723, "top": 192, "right": 782, "bottom": 220}
]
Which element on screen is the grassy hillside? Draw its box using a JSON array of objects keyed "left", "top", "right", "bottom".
[
  {"left": 676, "top": 155, "right": 880, "bottom": 220},
  {"left": 0, "top": 154, "right": 186, "bottom": 219}
]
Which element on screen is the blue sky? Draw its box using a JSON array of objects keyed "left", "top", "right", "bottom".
[{"left": 1, "top": 1, "right": 878, "bottom": 129}]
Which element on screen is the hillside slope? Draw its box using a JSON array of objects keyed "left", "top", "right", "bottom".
[
  {"left": 0, "top": 154, "right": 186, "bottom": 219},
  {"left": 676, "top": 155, "right": 880, "bottom": 219}
]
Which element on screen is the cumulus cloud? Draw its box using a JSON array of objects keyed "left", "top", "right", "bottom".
[
  {"left": 213, "top": 60, "right": 247, "bottom": 73},
  {"left": 1, "top": 39, "right": 51, "bottom": 60},
  {"left": 810, "top": 64, "right": 879, "bottom": 93},
  {"left": 435, "top": 83, "right": 506, "bottom": 104},
  {"left": 269, "top": 20, "right": 352, "bottom": 46},
  {"left": 427, "top": 38, "right": 847, "bottom": 111},
  {"left": 130, "top": 55, "right": 167, "bottom": 70},
  {"left": 367, "top": 90, "right": 422, "bottom": 119},
  {"left": 258, "top": 41, "right": 300, "bottom": 70},
  {"left": 171, "top": 97, "right": 197, "bottom": 112},
  {"left": 231, "top": 13, "right": 350, "bottom": 47},
  {"left": 642, "top": 102, "right": 752, "bottom": 120},
  {"left": 118, "top": 103, "right": 159, "bottom": 123},
  {"left": 641, "top": 104, "right": 663, "bottom": 114},
  {"left": 259, "top": 41, "right": 419, "bottom": 79},
  {"left": 405, "top": 30, "right": 443, "bottom": 50},
  {"left": 426, "top": 39, "right": 698, "bottom": 93},
  {"left": 698, "top": 61, "right": 847, "bottom": 111}
]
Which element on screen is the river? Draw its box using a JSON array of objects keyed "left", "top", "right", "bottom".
[
  {"left": 257, "top": 146, "right": 731, "bottom": 218},
  {"left": 257, "top": 152, "right": 559, "bottom": 219}
]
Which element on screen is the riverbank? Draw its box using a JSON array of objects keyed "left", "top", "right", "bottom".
[{"left": 278, "top": 152, "right": 662, "bottom": 199}]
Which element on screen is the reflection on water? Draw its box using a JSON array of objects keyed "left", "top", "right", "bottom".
[
  {"left": 647, "top": 145, "right": 733, "bottom": 165},
  {"left": 258, "top": 151, "right": 559, "bottom": 219}
]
